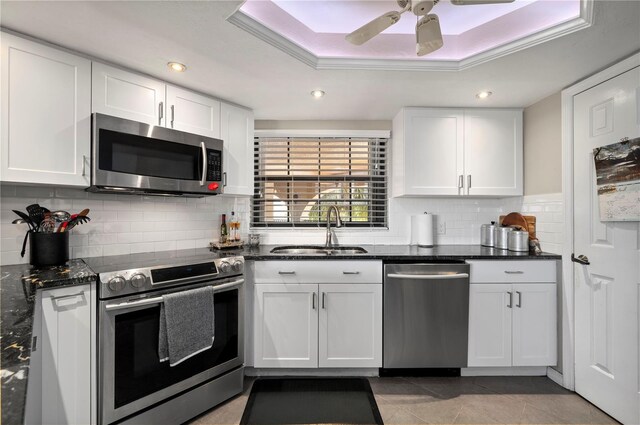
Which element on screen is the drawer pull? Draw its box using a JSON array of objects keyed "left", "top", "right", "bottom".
[
  {"left": 343, "top": 271, "right": 360, "bottom": 275},
  {"left": 278, "top": 271, "right": 296, "bottom": 275},
  {"left": 504, "top": 271, "right": 524, "bottom": 274}
]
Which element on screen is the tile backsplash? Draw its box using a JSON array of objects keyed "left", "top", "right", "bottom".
[
  {"left": 0, "top": 185, "right": 250, "bottom": 266},
  {"left": 1, "top": 184, "right": 564, "bottom": 266}
]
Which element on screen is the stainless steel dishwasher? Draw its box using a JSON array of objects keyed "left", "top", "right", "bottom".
[{"left": 383, "top": 263, "right": 470, "bottom": 368}]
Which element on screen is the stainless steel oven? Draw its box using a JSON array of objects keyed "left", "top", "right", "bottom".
[
  {"left": 90, "top": 113, "right": 224, "bottom": 196},
  {"left": 95, "top": 254, "right": 244, "bottom": 424}
]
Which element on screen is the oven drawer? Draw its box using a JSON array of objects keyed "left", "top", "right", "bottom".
[
  {"left": 466, "top": 260, "right": 556, "bottom": 283},
  {"left": 253, "top": 260, "right": 383, "bottom": 284}
]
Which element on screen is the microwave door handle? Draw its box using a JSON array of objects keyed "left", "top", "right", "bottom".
[{"left": 200, "top": 142, "right": 207, "bottom": 186}]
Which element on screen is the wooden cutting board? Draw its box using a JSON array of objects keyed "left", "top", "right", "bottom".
[{"left": 499, "top": 213, "right": 537, "bottom": 240}]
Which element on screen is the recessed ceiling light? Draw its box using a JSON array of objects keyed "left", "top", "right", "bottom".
[
  {"left": 476, "top": 91, "right": 492, "bottom": 99},
  {"left": 168, "top": 62, "right": 187, "bottom": 72},
  {"left": 311, "top": 90, "right": 325, "bottom": 99}
]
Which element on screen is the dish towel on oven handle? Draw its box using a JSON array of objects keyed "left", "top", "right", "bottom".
[{"left": 158, "top": 286, "right": 215, "bottom": 366}]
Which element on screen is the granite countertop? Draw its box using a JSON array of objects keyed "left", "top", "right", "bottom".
[
  {"left": 1, "top": 259, "right": 96, "bottom": 425},
  {"left": 240, "top": 244, "right": 562, "bottom": 261}
]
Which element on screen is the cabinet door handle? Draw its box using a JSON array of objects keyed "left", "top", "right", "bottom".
[
  {"left": 504, "top": 271, "right": 524, "bottom": 274},
  {"left": 82, "top": 155, "right": 87, "bottom": 177},
  {"left": 516, "top": 291, "right": 522, "bottom": 308},
  {"left": 458, "top": 175, "right": 464, "bottom": 189},
  {"left": 507, "top": 291, "right": 513, "bottom": 308},
  {"left": 342, "top": 271, "right": 360, "bottom": 275},
  {"left": 278, "top": 271, "right": 296, "bottom": 275},
  {"left": 32, "top": 336, "right": 37, "bottom": 352},
  {"left": 322, "top": 292, "right": 326, "bottom": 309},
  {"left": 223, "top": 172, "right": 228, "bottom": 187},
  {"left": 312, "top": 292, "right": 316, "bottom": 310},
  {"left": 467, "top": 175, "right": 471, "bottom": 194},
  {"left": 158, "top": 101, "right": 164, "bottom": 125},
  {"left": 170, "top": 104, "right": 175, "bottom": 128}
]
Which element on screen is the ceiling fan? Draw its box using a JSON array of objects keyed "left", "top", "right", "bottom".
[{"left": 345, "top": 0, "right": 516, "bottom": 56}]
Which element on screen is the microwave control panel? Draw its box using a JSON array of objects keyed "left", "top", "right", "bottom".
[{"left": 207, "top": 150, "right": 222, "bottom": 181}]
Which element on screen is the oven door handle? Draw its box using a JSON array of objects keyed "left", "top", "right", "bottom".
[{"left": 104, "top": 278, "right": 244, "bottom": 311}]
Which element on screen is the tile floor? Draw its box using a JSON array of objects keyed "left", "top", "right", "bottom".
[{"left": 189, "top": 376, "right": 619, "bottom": 425}]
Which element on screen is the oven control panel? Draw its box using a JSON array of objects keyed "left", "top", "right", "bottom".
[{"left": 99, "top": 256, "right": 244, "bottom": 299}]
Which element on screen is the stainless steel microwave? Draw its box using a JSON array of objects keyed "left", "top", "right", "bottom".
[{"left": 89, "top": 113, "right": 224, "bottom": 196}]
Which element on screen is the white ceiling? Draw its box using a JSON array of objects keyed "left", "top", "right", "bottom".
[{"left": 1, "top": 1, "right": 639, "bottom": 121}]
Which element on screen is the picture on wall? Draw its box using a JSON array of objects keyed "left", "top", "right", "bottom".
[{"left": 593, "top": 137, "right": 640, "bottom": 221}]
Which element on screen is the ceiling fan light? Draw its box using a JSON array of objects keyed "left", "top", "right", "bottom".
[
  {"left": 412, "top": 0, "right": 436, "bottom": 16},
  {"left": 345, "top": 11, "right": 402, "bottom": 45},
  {"left": 416, "top": 14, "right": 443, "bottom": 56}
]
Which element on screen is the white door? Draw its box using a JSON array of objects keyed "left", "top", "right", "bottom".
[
  {"left": 220, "top": 103, "right": 254, "bottom": 196},
  {"left": 573, "top": 66, "right": 640, "bottom": 425},
  {"left": 41, "top": 285, "right": 92, "bottom": 425},
  {"left": 467, "top": 284, "right": 512, "bottom": 367},
  {"left": 165, "top": 85, "right": 221, "bottom": 138},
  {"left": 92, "top": 62, "right": 165, "bottom": 126},
  {"left": 254, "top": 284, "right": 318, "bottom": 368},
  {"left": 512, "top": 283, "right": 557, "bottom": 367},
  {"left": 318, "top": 284, "right": 382, "bottom": 368},
  {"left": 403, "top": 108, "right": 464, "bottom": 195},
  {"left": 464, "top": 109, "right": 523, "bottom": 196},
  {"left": 1, "top": 32, "right": 91, "bottom": 186}
]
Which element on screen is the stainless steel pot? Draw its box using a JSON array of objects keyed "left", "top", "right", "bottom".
[
  {"left": 508, "top": 230, "right": 529, "bottom": 252},
  {"left": 481, "top": 222, "right": 497, "bottom": 247},
  {"left": 495, "top": 226, "right": 513, "bottom": 250}
]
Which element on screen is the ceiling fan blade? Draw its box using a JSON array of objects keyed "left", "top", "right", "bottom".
[
  {"left": 450, "top": 0, "right": 515, "bottom": 4},
  {"left": 416, "top": 14, "right": 443, "bottom": 56},
  {"left": 345, "top": 11, "right": 402, "bottom": 45}
]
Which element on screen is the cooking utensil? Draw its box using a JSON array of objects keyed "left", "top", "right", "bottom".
[
  {"left": 12, "top": 210, "right": 36, "bottom": 230},
  {"left": 26, "top": 204, "right": 46, "bottom": 226},
  {"left": 20, "top": 230, "right": 32, "bottom": 258},
  {"left": 51, "top": 210, "right": 71, "bottom": 221},
  {"left": 38, "top": 216, "right": 56, "bottom": 233},
  {"left": 65, "top": 215, "right": 91, "bottom": 231},
  {"left": 480, "top": 222, "right": 497, "bottom": 247}
]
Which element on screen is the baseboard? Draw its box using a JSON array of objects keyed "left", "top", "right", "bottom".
[
  {"left": 245, "top": 367, "right": 379, "bottom": 377},
  {"left": 546, "top": 367, "right": 564, "bottom": 386},
  {"left": 461, "top": 366, "right": 548, "bottom": 376}
]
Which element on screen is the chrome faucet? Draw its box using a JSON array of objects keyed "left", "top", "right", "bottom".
[{"left": 325, "top": 205, "right": 343, "bottom": 248}]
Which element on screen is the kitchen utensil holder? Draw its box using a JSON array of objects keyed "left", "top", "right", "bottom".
[{"left": 29, "top": 232, "right": 69, "bottom": 267}]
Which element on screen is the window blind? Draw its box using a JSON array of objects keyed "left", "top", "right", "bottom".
[{"left": 253, "top": 137, "right": 387, "bottom": 227}]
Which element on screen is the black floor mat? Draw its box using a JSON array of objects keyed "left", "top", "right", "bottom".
[{"left": 240, "top": 377, "right": 384, "bottom": 425}]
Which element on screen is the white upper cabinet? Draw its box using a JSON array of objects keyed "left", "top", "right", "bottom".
[
  {"left": 392, "top": 108, "right": 464, "bottom": 196},
  {"left": 1, "top": 32, "right": 91, "bottom": 186},
  {"left": 92, "top": 62, "right": 166, "bottom": 126},
  {"left": 166, "top": 85, "right": 221, "bottom": 138},
  {"left": 220, "top": 103, "right": 254, "bottom": 196},
  {"left": 464, "top": 110, "right": 523, "bottom": 196},
  {"left": 392, "top": 107, "right": 523, "bottom": 197}
]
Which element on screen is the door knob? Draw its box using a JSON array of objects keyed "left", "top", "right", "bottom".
[{"left": 571, "top": 254, "right": 590, "bottom": 265}]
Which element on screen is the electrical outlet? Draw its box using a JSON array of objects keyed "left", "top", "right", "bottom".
[{"left": 437, "top": 221, "right": 446, "bottom": 235}]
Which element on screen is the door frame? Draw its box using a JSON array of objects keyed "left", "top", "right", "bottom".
[{"left": 560, "top": 51, "right": 640, "bottom": 391}]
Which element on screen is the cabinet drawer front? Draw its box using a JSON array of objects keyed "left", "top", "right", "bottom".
[
  {"left": 466, "top": 260, "right": 556, "bottom": 283},
  {"left": 254, "top": 261, "right": 382, "bottom": 284}
]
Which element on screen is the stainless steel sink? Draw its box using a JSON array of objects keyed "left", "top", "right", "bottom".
[{"left": 270, "top": 245, "right": 368, "bottom": 255}]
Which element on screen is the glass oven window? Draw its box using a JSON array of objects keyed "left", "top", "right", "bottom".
[
  {"left": 113, "top": 289, "right": 239, "bottom": 409},
  {"left": 99, "top": 129, "right": 201, "bottom": 180}
]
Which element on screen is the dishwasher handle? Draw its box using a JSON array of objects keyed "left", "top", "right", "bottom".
[{"left": 386, "top": 273, "right": 469, "bottom": 280}]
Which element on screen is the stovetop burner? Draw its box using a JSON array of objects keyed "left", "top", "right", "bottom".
[{"left": 87, "top": 248, "right": 245, "bottom": 300}]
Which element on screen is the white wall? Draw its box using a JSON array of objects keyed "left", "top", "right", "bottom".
[{"left": 0, "top": 185, "right": 250, "bottom": 266}]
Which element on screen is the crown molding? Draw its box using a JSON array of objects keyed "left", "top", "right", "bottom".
[{"left": 227, "top": 0, "right": 594, "bottom": 72}]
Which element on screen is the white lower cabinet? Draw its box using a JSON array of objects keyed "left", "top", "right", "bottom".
[
  {"left": 468, "top": 282, "right": 557, "bottom": 367},
  {"left": 254, "top": 284, "right": 318, "bottom": 368},
  {"left": 39, "top": 284, "right": 95, "bottom": 424},
  {"left": 318, "top": 284, "right": 382, "bottom": 368},
  {"left": 253, "top": 260, "right": 383, "bottom": 369}
]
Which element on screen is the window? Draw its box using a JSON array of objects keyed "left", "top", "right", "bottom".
[{"left": 253, "top": 137, "right": 387, "bottom": 227}]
